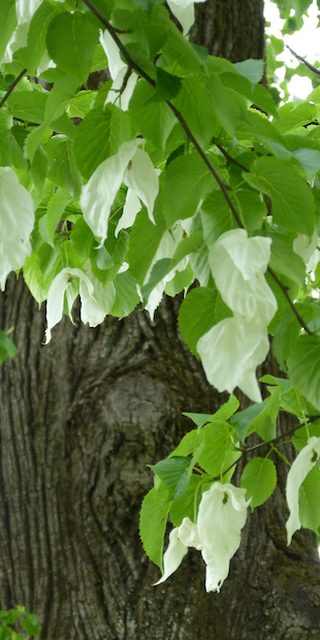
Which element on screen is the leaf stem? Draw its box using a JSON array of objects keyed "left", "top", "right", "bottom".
[
  {"left": 267, "top": 266, "right": 313, "bottom": 335},
  {"left": 0, "top": 68, "right": 27, "bottom": 110}
]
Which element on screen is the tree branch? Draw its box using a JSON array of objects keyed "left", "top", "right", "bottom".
[
  {"left": 0, "top": 68, "right": 27, "bottom": 109},
  {"left": 267, "top": 266, "right": 313, "bottom": 335},
  {"left": 286, "top": 45, "right": 320, "bottom": 77}
]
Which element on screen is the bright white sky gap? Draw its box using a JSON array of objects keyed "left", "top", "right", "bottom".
[{"left": 264, "top": 0, "right": 319, "bottom": 99}]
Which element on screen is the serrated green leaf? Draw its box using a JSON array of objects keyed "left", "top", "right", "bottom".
[
  {"left": 269, "top": 235, "right": 306, "bottom": 285},
  {"left": 70, "top": 218, "right": 94, "bottom": 261},
  {"left": 6, "top": 91, "right": 47, "bottom": 123},
  {"left": 245, "top": 157, "right": 315, "bottom": 236},
  {"left": 46, "top": 189, "right": 71, "bottom": 243},
  {"left": 240, "top": 457, "right": 277, "bottom": 510},
  {"left": 299, "top": 466, "right": 320, "bottom": 534},
  {"left": 0, "top": 0, "right": 16, "bottom": 63},
  {"left": 198, "top": 419, "right": 240, "bottom": 477},
  {"left": 162, "top": 152, "right": 215, "bottom": 226},
  {"left": 23, "top": 254, "right": 47, "bottom": 304},
  {"left": 170, "top": 475, "right": 208, "bottom": 527},
  {"left": 129, "top": 79, "right": 176, "bottom": 150},
  {"left": 152, "top": 67, "right": 181, "bottom": 101},
  {"left": 44, "top": 135, "right": 82, "bottom": 198},
  {"left": 229, "top": 403, "right": 266, "bottom": 441},
  {"left": 141, "top": 258, "right": 171, "bottom": 303},
  {"left": 46, "top": 11, "right": 99, "bottom": 83},
  {"left": 19, "top": 1, "right": 58, "bottom": 75},
  {"left": 150, "top": 457, "right": 191, "bottom": 499},
  {"left": 250, "top": 388, "right": 281, "bottom": 441},
  {"left": 173, "top": 77, "right": 220, "bottom": 147},
  {"left": 128, "top": 205, "right": 167, "bottom": 285},
  {"left": 234, "top": 59, "right": 264, "bottom": 84},
  {"left": 111, "top": 270, "right": 140, "bottom": 318},
  {"left": 73, "top": 104, "right": 131, "bottom": 179},
  {"left": 178, "top": 287, "right": 231, "bottom": 358},
  {"left": 287, "top": 335, "right": 320, "bottom": 411},
  {"left": 139, "top": 484, "right": 170, "bottom": 570}
]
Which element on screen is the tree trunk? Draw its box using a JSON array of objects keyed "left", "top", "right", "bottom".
[{"left": 1, "top": 2, "right": 320, "bottom": 639}]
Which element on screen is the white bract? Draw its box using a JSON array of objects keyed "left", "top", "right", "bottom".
[
  {"left": 0, "top": 167, "right": 35, "bottom": 290},
  {"left": 99, "top": 29, "right": 138, "bottom": 110},
  {"left": 80, "top": 141, "right": 159, "bottom": 246},
  {"left": 155, "top": 483, "right": 249, "bottom": 593},
  {"left": 197, "top": 229, "right": 277, "bottom": 403},
  {"left": 143, "top": 222, "right": 189, "bottom": 320},
  {"left": 286, "top": 436, "right": 320, "bottom": 545},
  {"left": 166, "top": 0, "right": 207, "bottom": 33},
  {"left": 197, "top": 316, "right": 269, "bottom": 403},
  {"left": 45, "top": 267, "right": 115, "bottom": 343}
]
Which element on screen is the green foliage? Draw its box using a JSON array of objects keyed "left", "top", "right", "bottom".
[{"left": 0, "top": 607, "right": 40, "bottom": 640}]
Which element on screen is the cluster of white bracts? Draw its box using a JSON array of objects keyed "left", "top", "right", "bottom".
[
  {"left": 197, "top": 229, "right": 278, "bottom": 403},
  {"left": 155, "top": 482, "right": 250, "bottom": 592}
]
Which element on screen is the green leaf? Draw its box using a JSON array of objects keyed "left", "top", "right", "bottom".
[
  {"left": 245, "top": 157, "right": 315, "bottom": 236},
  {"left": 292, "top": 148, "right": 320, "bottom": 181},
  {"left": 299, "top": 466, "right": 320, "bottom": 534},
  {"left": 230, "top": 403, "right": 266, "bottom": 441},
  {"left": 20, "top": 1, "right": 58, "bottom": 75},
  {"left": 129, "top": 79, "right": 176, "bottom": 150},
  {"left": 269, "top": 235, "right": 306, "bottom": 285},
  {"left": 23, "top": 254, "right": 47, "bottom": 304},
  {"left": 165, "top": 262, "right": 194, "bottom": 297},
  {"left": 150, "top": 457, "right": 191, "bottom": 499},
  {"left": 240, "top": 457, "right": 277, "bottom": 510},
  {"left": 178, "top": 287, "right": 232, "bottom": 358},
  {"left": 70, "top": 218, "right": 94, "bottom": 261},
  {"left": 152, "top": 67, "right": 181, "bottom": 101},
  {"left": 46, "top": 189, "right": 72, "bottom": 244},
  {"left": 171, "top": 429, "right": 204, "bottom": 454},
  {"left": 170, "top": 475, "right": 208, "bottom": 527},
  {"left": 26, "top": 76, "right": 79, "bottom": 161},
  {"left": 0, "top": 329, "right": 18, "bottom": 364},
  {"left": 207, "top": 74, "right": 241, "bottom": 137},
  {"left": 173, "top": 77, "right": 220, "bottom": 147},
  {"left": 198, "top": 419, "right": 240, "bottom": 476},
  {"left": 0, "top": 0, "right": 16, "bottom": 63},
  {"left": 139, "top": 484, "right": 171, "bottom": 570},
  {"left": 162, "top": 152, "right": 215, "bottom": 225},
  {"left": 128, "top": 206, "right": 167, "bottom": 285},
  {"left": 234, "top": 59, "right": 264, "bottom": 84},
  {"left": 44, "top": 135, "right": 82, "bottom": 198},
  {"left": 141, "top": 258, "right": 171, "bottom": 303},
  {"left": 287, "top": 335, "right": 320, "bottom": 411},
  {"left": 21, "top": 612, "right": 40, "bottom": 638},
  {"left": 249, "top": 388, "right": 281, "bottom": 441},
  {"left": 201, "top": 191, "right": 236, "bottom": 246},
  {"left": 6, "top": 91, "right": 47, "bottom": 123},
  {"left": 73, "top": 105, "right": 132, "bottom": 179},
  {"left": 111, "top": 270, "right": 140, "bottom": 318},
  {"left": 46, "top": 11, "right": 99, "bottom": 83}
]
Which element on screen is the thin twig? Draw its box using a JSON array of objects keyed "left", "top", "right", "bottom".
[
  {"left": 267, "top": 266, "right": 312, "bottom": 334},
  {"left": 0, "top": 68, "right": 27, "bottom": 109},
  {"left": 286, "top": 45, "right": 320, "bottom": 77},
  {"left": 215, "top": 142, "right": 250, "bottom": 172}
]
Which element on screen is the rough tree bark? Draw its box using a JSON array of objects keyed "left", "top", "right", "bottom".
[{"left": 0, "top": 1, "right": 320, "bottom": 639}]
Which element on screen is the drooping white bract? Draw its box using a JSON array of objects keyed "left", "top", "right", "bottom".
[
  {"left": 99, "top": 29, "right": 138, "bottom": 110},
  {"left": 286, "top": 436, "right": 320, "bottom": 545},
  {"left": 79, "top": 264, "right": 116, "bottom": 327},
  {"left": 80, "top": 141, "right": 159, "bottom": 247},
  {"left": 115, "top": 188, "right": 141, "bottom": 236},
  {"left": 0, "top": 167, "right": 35, "bottom": 290},
  {"left": 166, "top": 0, "right": 207, "bottom": 33},
  {"left": 143, "top": 222, "right": 189, "bottom": 320},
  {"left": 197, "top": 229, "right": 277, "bottom": 403},
  {"left": 209, "top": 229, "right": 276, "bottom": 324},
  {"left": 45, "top": 267, "right": 116, "bottom": 342},
  {"left": 155, "top": 483, "right": 249, "bottom": 593},
  {"left": 197, "top": 482, "right": 249, "bottom": 592},
  {"left": 293, "top": 229, "right": 320, "bottom": 273},
  {"left": 197, "top": 316, "right": 269, "bottom": 403},
  {"left": 153, "top": 517, "right": 201, "bottom": 585}
]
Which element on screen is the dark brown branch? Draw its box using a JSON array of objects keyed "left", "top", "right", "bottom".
[
  {"left": 286, "top": 45, "right": 320, "bottom": 77},
  {"left": 215, "top": 142, "right": 250, "bottom": 172},
  {"left": 0, "top": 68, "right": 27, "bottom": 109},
  {"left": 267, "top": 266, "right": 312, "bottom": 335}
]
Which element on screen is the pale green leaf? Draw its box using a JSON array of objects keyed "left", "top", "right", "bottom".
[
  {"left": 139, "top": 484, "right": 171, "bottom": 570},
  {"left": 287, "top": 335, "right": 320, "bottom": 411},
  {"left": 240, "top": 457, "right": 277, "bottom": 511}
]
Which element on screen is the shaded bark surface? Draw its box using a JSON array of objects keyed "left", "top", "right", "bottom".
[{"left": 0, "top": 1, "right": 320, "bottom": 638}]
